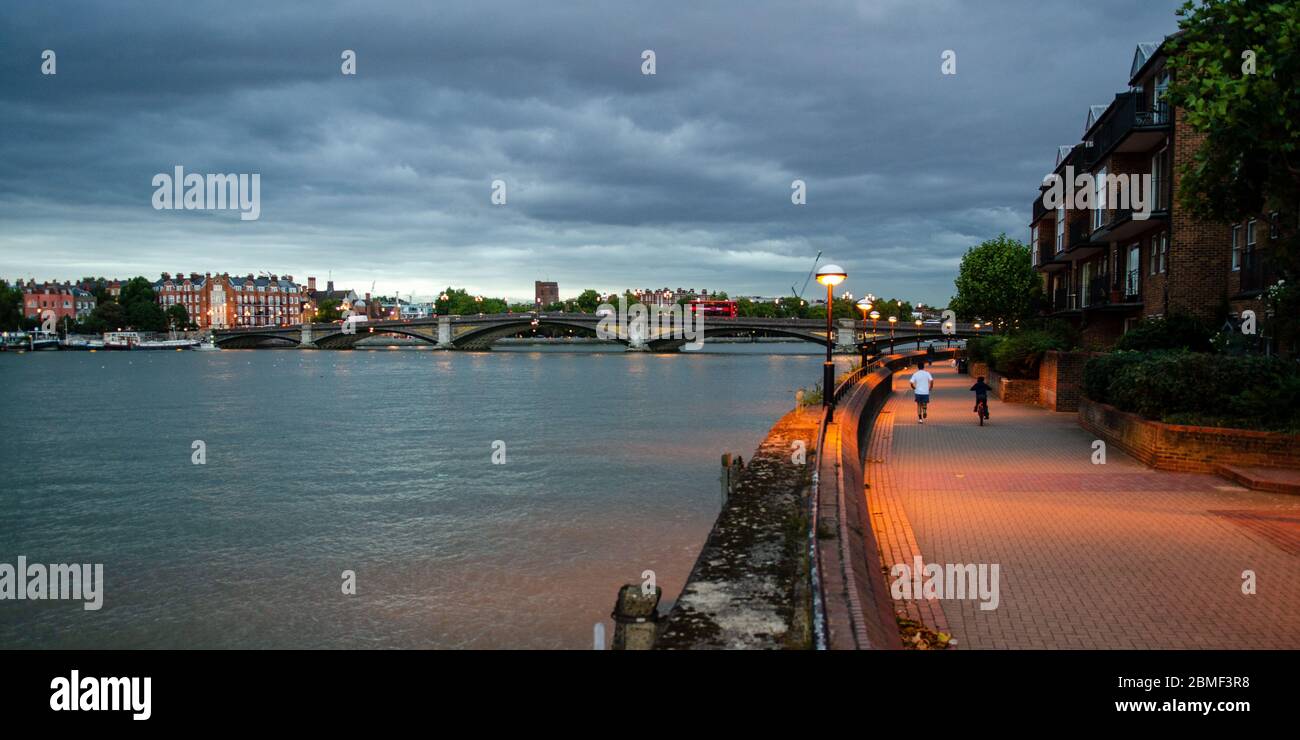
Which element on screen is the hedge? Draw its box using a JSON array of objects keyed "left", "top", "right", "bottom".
[{"left": 1084, "top": 350, "right": 1300, "bottom": 431}]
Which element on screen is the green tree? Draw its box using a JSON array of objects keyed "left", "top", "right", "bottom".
[
  {"left": 1165, "top": 0, "right": 1300, "bottom": 353},
  {"left": 86, "top": 301, "right": 127, "bottom": 333},
  {"left": 949, "top": 234, "right": 1039, "bottom": 330},
  {"left": 0, "top": 280, "right": 23, "bottom": 330},
  {"left": 575, "top": 289, "right": 602, "bottom": 313},
  {"left": 114, "top": 276, "right": 168, "bottom": 331},
  {"left": 166, "top": 303, "right": 192, "bottom": 330},
  {"left": 316, "top": 298, "right": 342, "bottom": 322},
  {"left": 1166, "top": 0, "right": 1300, "bottom": 240}
]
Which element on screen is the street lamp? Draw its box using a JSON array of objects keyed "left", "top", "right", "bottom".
[
  {"left": 815, "top": 264, "right": 847, "bottom": 406},
  {"left": 855, "top": 298, "right": 872, "bottom": 362},
  {"left": 915, "top": 318, "right": 924, "bottom": 349},
  {"left": 888, "top": 315, "right": 897, "bottom": 353}
]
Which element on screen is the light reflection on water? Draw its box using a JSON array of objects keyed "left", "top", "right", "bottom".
[{"left": 0, "top": 343, "right": 848, "bottom": 648}]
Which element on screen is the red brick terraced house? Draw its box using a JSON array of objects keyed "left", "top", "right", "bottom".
[
  {"left": 19, "top": 280, "right": 96, "bottom": 324},
  {"left": 153, "top": 272, "right": 307, "bottom": 329},
  {"left": 1029, "top": 36, "right": 1279, "bottom": 347}
]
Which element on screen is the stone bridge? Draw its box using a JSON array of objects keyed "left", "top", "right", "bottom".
[{"left": 212, "top": 312, "right": 983, "bottom": 351}]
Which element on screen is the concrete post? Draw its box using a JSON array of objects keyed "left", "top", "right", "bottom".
[
  {"left": 611, "top": 584, "right": 661, "bottom": 650},
  {"left": 437, "top": 316, "right": 452, "bottom": 348}
]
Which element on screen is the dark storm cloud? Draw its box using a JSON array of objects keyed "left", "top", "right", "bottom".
[{"left": 0, "top": 0, "right": 1183, "bottom": 303}]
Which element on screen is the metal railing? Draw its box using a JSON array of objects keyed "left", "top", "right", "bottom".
[
  {"left": 1090, "top": 93, "right": 1171, "bottom": 160},
  {"left": 1125, "top": 268, "right": 1141, "bottom": 300},
  {"left": 1068, "top": 218, "right": 1093, "bottom": 249}
]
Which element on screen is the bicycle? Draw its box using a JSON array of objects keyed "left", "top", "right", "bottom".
[{"left": 974, "top": 397, "right": 989, "bottom": 426}]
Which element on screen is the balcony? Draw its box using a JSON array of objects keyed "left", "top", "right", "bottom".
[
  {"left": 1238, "top": 250, "right": 1278, "bottom": 295},
  {"left": 1036, "top": 242, "right": 1068, "bottom": 272},
  {"left": 1090, "top": 205, "right": 1170, "bottom": 242},
  {"left": 1065, "top": 218, "right": 1104, "bottom": 260},
  {"left": 1088, "top": 92, "right": 1171, "bottom": 161},
  {"left": 1051, "top": 286, "right": 1078, "bottom": 314},
  {"left": 1032, "top": 192, "right": 1049, "bottom": 224},
  {"left": 1124, "top": 268, "right": 1141, "bottom": 301},
  {"left": 1081, "top": 271, "right": 1143, "bottom": 311}
]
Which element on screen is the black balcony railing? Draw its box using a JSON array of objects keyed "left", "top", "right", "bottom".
[
  {"left": 1239, "top": 250, "right": 1277, "bottom": 294},
  {"left": 1089, "top": 93, "right": 1171, "bottom": 160},
  {"left": 1032, "top": 193, "right": 1048, "bottom": 224},
  {"left": 1051, "top": 286, "right": 1077, "bottom": 312},
  {"left": 1124, "top": 268, "right": 1141, "bottom": 300},
  {"left": 1085, "top": 275, "right": 1110, "bottom": 307},
  {"left": 1068, "top": 219, "right": 1094, "bottom": 249}
]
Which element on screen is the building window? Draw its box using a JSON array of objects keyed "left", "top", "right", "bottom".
[
  {"left": 1154, "top": 69, "right": 1170, "bottom": 121},
  {"left": 1231, "top": 224, "right": 1241, "bottom": 271},
  {"left": 1149, "top": 237, "right": 1158, "bottom": 275},
  {"left": 1055, "top": 207, "right": 1065, "bottom": 252},
  {"left": 1246, "top": 218, "right": 1257, "bottom": 260},
  {"left": 1152, "top": 147, "right": 1169, "bottom": 210},
  {"left": 1269, "top": 211, "right": 1280, "bottom": 240},
  {"left": 1159, "top": 232, "right": 1168, "bottom": 273}
]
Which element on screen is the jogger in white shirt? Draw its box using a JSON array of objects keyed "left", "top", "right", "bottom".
[{"left": 910, "top": 361, "right": 935, "bottom": 423}]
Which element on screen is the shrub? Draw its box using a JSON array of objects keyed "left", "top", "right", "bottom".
[
  {"left": 989, "top": 329, "right": 1071, "bottom": 379},
  {"left": 1086, "top": 350, "right": 1300, "bottom": 431},
  {"left": 966, "top": 335, "right": 1004, "bottom": 364},
  {"left": 1114, "top": 314, "right": 1214, "bottom": 353},
  {"left": 1082, "top": 351, "right": 1145, "bottom": 405}
]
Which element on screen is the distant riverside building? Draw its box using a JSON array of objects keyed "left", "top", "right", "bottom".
[
  {"left": 535, "top": 281, "right": 559, "bottom": 307},
  {"left": 1029, "top": 34, "right": 1279, "bottom": 345},
  {"left": 18, "top": 280, "right": 96, "bottom": 323},
  {"left": 154, "top": 272, "right": 306, "bottom": 329},
  {"left": 305, "top": 277, "right": 369, "bottom": 319},
  {"left": 629, "top": 287, "right": 716, "bottom": 306}
]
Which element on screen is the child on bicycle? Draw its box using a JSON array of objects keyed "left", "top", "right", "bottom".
[{"left": 970, "top": 376, "right": 992, "bottom": 416}]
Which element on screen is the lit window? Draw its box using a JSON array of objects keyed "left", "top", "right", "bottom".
[{"left": 1231, "top": 225, "right": 1241, "bottom": 271}]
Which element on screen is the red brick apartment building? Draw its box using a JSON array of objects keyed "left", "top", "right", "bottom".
[
  {"left": 153, "top": 272, "right": 306, "bottom": 329},
  {"left": 19, "top": 280, "right": 96, "bottom": 323},
  {"left": 1029, "top": 37, "right": 1279, "bottom": 346}
]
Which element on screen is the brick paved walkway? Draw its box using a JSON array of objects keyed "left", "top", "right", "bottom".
[{"left": 865, "top": 363, "right": 1300, "bottom": 649}]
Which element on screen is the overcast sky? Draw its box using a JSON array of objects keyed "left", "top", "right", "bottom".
[{"left": 0, "top": 0, "right": 1183, "bottom": 305}]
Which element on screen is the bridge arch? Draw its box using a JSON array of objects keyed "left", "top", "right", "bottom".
[
  {"left": 450, "top": 317, "right": 618, "bottom": 350},
  {"left": 213, "top": 332, "right": 300, "bottom": 349},
  {"left": 312, "top": 326, "right": 439, "bottom": 349}
]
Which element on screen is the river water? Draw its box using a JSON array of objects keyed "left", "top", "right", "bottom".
[{"left": 0, "top": 343, "right": 846, "bottom": 648}]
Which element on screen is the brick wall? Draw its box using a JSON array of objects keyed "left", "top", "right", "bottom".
[
  {"left": 1037, "top": 350, "right": 1089, "bottom": 411},
  {"left": 1166, "top": 109, "right": 1233, "bottom": 322},
  {"left": 1078, "top": 398, "right": 1300, "bottom": 473},
  {"left": 986, "top": 370, "right": 1038, "bottom": 403}
]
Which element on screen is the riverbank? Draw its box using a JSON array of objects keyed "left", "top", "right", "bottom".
[{"left": 655, "top": 406, "right": 821, "bottom": 649}]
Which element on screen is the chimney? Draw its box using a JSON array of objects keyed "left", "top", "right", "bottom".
[
  {"left": 162, "top": 272, "right": 170, "bottom": 280},
  {"left": 327, "top": 280, "right": 334, "bottom": 292},
  {"left": 308, "top": 276, "right": 316, "bottom": 291}
]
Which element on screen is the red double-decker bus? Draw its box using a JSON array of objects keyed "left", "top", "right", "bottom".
[{"left": 687, "top": 300, "right": 737, "bottom": 318}]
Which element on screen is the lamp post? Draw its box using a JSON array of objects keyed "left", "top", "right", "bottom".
[
  {"left": 815, "top": 264, "right": 847, "bottom": 406},
  {"left": 915, "top": 318, "right": 923, "bottom": 349},
  {"left": 856, "top": 298, "right": 872, "bottom": 363},
  {"left": 888, "top": 315, "right": 897, "bottom": 353}
]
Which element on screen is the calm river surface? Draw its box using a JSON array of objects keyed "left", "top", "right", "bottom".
[{"left": 0, "top": 343, "right": 848, "bottom": 648}]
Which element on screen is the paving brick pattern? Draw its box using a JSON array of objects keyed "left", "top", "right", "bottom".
[
  {"left": 866, "top": 363, "right": 1300, "bottom": 649},
  {"left": 865, "top": 411, "right": 953, "bottom": 642}
]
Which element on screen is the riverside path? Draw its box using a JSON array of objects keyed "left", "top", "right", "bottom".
[{"left": 865, "top": 362, "right": 1300, "bottom": 649}]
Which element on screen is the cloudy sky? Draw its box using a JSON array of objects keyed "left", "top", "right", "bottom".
[{"left": 0, "top": 0, "right": 1183, "bottom": 305}]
